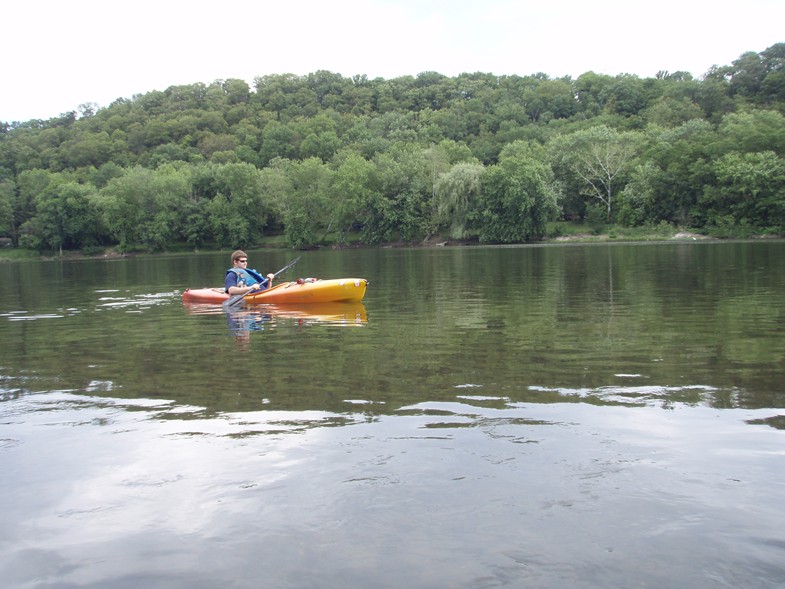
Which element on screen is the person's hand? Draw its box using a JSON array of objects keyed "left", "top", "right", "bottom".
[{"left": 266, "top": 273, "right": 274, "bottom": 281}]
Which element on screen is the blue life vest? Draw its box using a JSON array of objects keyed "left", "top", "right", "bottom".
[{"left": 226, "top": 267, "right": 267, "bottom": 289}]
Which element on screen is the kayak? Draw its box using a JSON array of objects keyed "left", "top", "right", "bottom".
[{"left": 182, "top": 278, "right": 368, "bottom": 304}]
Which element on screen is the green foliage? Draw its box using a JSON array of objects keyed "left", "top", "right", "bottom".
[
  {"left": 617, "top": 162, "right": 660, "bottom": 226},
  {"left": 372, "top": 142, "right": 434, "bottom": 242},
  {"left": 329, "top": 153, "right": 381, "bottom": 243},
  {"left": 0, "top": 177, "right": 14, "bottom": 239},
  {"left": 274, "top": 158, "right": 334, "bottom": 248},
  {"left": 200, "top": 162, "right": 273, "bottom": 248},
  {"left": 2, "top": 43, "right": 785, "bottom": 253},
  {"left": 20, "top": 181, "right": 102, "bottom": 252},
  {"left": 702, "top": 151, "right": 785, "bottom": 230},
  {"left": 633, "top": 120, "right": 718, "bottom": 226},
  {"left": 478, "top": 141, "right": 559, "bottom": 243},
  {"left": 548, "top": 125, "right": 640, "bottom": 222},
  {"left": 97, "top": 165, "right": 190, "bottom": 251},
  {"left": 716, "top": 109, "right": 785, "bottom": 154},
  {"left": 434, "top": 162, "right": 484, "bottom": 239}
]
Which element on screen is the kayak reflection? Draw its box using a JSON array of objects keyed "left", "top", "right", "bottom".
[{"left": 184, "top": 301, "right": 368, "bottom": 329}]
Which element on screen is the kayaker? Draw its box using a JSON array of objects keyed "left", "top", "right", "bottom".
[{"left": 225, "top": 250, "right": 275, "bottom": 296}]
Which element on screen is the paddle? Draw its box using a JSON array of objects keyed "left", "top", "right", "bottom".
[{"left": 223, "top": 256, "right": 301, "bottom": 308}]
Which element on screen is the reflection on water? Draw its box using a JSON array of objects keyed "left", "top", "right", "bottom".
[
  {"left": 2, "top": 389, "right": 784, "bottom": 589},
  {"left": 1, "top": 242, "right": 785, "bottom": 588},
  {"left": 183, "top": 301, "right": 369, "bottom": 350},
  {"left": 184, "top": 301, "right": 368, "bottom": 326}
]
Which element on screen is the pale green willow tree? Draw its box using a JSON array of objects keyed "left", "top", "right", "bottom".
[{"left": 434, "top": 162, "right": 484, "bottom": 239}]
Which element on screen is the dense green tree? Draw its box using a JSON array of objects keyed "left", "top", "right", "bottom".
[
  {"left": 272, "top": 158, "right": 334, "bottom": 248},
  {"left": 329, "top": 153, "right": 381, "bottom": 243},
  {"left": 574, "top": 72, "right": 615, "bottom": 117},
  {"left": 258, "top": 121, "right": 299, "bottom": 166},
  {"left": 305, "top": 70, "right": 352, "bottom": 109},
  {"left": 90, "top": 161, "right": 125, "bottom": 188},
  {"left": 478, "top": 141, "right": 559, "bottom": 242},
  {"left": 97, "top": 165, "right": 190, "bottom": 251},
  {"left": 59, "top": 131, "right": 115, "bottom": 168},
  {"left": 0, "top": 177, "right": 14, "bottom": 239},
  {"left": 600, "top": 75, "right": 660, "bottom": 119},
  {"left": 195, "top": 162, "right": 273, "bottom": 248},
  {"left": 523, "top": 78, "right": 577, "bottom": 122},
  {"left": 760, "top": 43, "right": 785, "bottom": 103},
  {"left": 726, "top": 51, "right": 767, "bottom": 98},
  {"left": 254, "top": 73, "right": 319, "bottom": 119},
  {"left": 629, "top": 120, "right": 718, "bottom": 226},
  {"left": 20, "top": 181, "right": 102, "bottom": 253},
  {"left": 702, "top": 151, "right": 785, "bottom": 230},
  {"left": 616, "top": 161, "right": 661, "bottom": 226},
  {"left": 14, "top": 169, "right": 59, "bottom": 246},
  {"left": 716, "top": 109, "right": 785, "bottom": 155},
  {"left": 373, "top": 142, "right": 433, "bottom": 241},
  {"left": 642, "top": 96, "right": 704, "bottom": 127},
  {"left": 198, "top": 133, "right": 238, "bottom": 159}
]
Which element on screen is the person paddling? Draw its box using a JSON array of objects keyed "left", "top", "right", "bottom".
[{"left": 225, "top": 250, "right": 275, "bottom": 296}]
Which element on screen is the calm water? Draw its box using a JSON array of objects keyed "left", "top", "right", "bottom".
[{"left": 1, "top": 241, "right": 784, "bottom": 589}]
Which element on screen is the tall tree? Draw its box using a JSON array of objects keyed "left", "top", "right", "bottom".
[
  {"left": 434, "top": 162, "right": 484, "bottom": 239},
  {"left": 329, "top": 153, "right": 381, "bottom": 243},
  {"left": 478, "top": 141, "right": 559, "bottom": 243},
  {"left": 702, "top": 151, "right": 785, "bottom": 230},
  {"left": 549, "top": 125, "right": 640, "bottom": 221},
  {"left": 97, "top": 165, "right": 189, "bottom": 251},
  {"left": 0, "top": 177, "right": 15, "bottom": 240},
  {"left": 21, "top": 181, "right": 102, "bottom": 253}
]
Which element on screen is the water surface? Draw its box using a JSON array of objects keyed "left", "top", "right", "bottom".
[{"left": 1, "top": 241, "right": 784, "bottom": 588}]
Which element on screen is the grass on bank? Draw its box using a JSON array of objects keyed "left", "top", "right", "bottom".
[{"left": 546, "top": 221, "right": 683, "bottom": 241}]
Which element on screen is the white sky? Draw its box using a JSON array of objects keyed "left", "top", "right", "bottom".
[{"left": 2, "top": 0, "right": 783, "bottom": 123}]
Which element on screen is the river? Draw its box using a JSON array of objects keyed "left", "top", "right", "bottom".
[{"left": 1, "top": 241, "right": 784, "bottom": 588}]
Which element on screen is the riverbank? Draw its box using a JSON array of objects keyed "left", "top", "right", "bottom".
[{"left": 1, "top": 225, "right": 782, "bottom": 262}]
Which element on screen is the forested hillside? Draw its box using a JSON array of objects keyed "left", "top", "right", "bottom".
[{"left": 1, "top": 43, "right": 784, "bottom": 253}]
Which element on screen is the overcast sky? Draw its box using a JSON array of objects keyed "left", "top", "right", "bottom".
[{"left": 2, "top": 0, "right": 783, "bottom": 123}]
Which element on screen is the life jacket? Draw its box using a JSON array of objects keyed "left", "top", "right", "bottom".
[{"left": 226, "top": 267, "right": 268, "bottom": 289}]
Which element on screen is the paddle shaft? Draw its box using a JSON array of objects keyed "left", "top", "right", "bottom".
[{"left": 224, "top": 256, "right": 301, "bottom": 307}]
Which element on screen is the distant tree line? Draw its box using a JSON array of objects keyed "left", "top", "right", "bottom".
[{"left": 1, "top": 43, "right": 784, "bottom": 252}]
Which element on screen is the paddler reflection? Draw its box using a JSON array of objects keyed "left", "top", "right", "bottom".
[
  {"left": 223, "top": 302, "right": 368, "bottom": 347},
  {"left": 225, "top": 307, "right": 270, "bottom": 342}
]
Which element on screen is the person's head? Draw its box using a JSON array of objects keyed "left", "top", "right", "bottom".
[{"left": 231, "top": 250, "right": 248, "bottom": 267}]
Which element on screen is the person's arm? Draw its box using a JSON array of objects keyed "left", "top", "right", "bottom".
[
  {"left": 225, "top": 271, "right": 237, "bottom": 294},
  {"left": 228, "top": 283, "right": 261, "bottom": 295},
  {"left": 225, "top": 272, "right": 255, "bottom": 295}
]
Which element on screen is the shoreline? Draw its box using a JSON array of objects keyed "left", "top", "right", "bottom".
[{"left": 2, "top": 231, "right": 783, "bottom": 262}]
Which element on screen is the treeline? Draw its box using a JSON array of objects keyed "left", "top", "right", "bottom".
[{"left": 1, "top": 43, "right": 784, "bottom": 252}]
